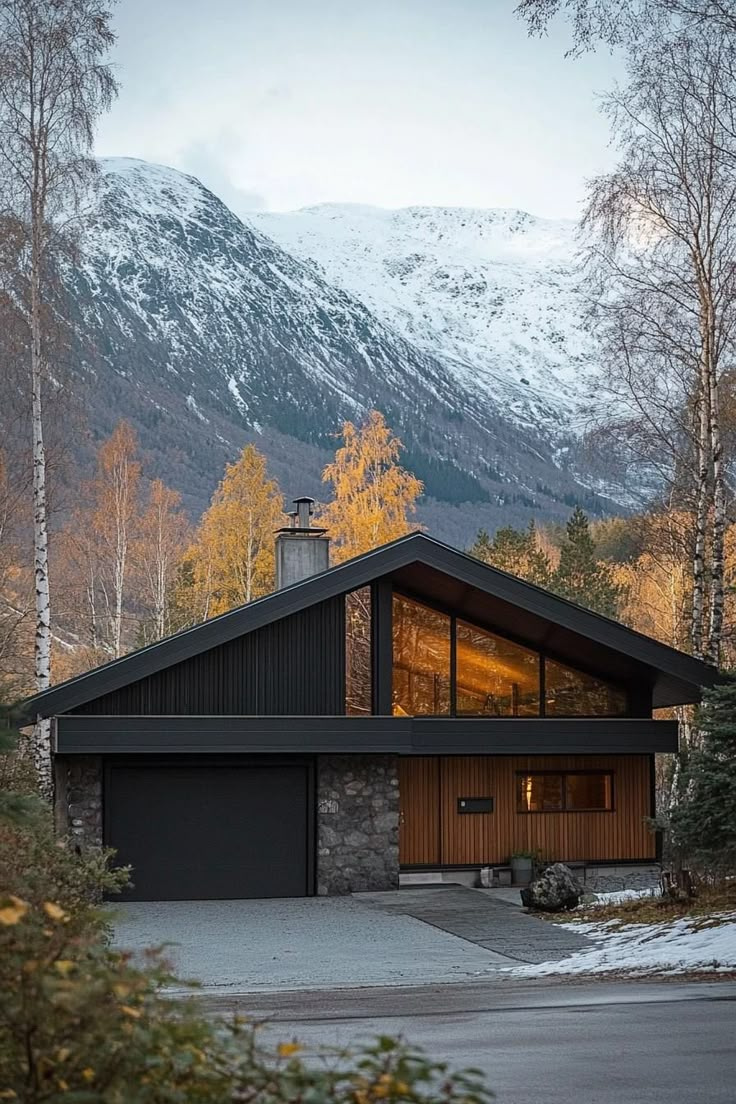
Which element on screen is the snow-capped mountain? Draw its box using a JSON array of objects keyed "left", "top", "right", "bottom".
[
  {"left": 252, "top": 204, "right": 590, "bottom": 438},
  {"left": 62, "top": 158, "right": 616, "bottom": 545}
]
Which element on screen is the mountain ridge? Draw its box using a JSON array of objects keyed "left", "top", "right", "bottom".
[{"left": 57, "top": 157, "right": 621, "bottom": 546}]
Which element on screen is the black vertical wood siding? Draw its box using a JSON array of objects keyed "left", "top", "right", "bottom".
[{"left": 74, "top": 598, "right": 345, "bottom": 715}]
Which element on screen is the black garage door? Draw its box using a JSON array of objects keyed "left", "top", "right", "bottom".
[{"left": 105, "top": 761, "right": 313, "bottom": 901}]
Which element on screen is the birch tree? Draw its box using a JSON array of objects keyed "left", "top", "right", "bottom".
[
  {"left": 133, "top": 480, "right": 190, "bottom": 644},
  {"left": 516, "top": 0, "right": 736, "bottom": 48},
  {"left": 182, "top": 444, "right": 285, "bottom": 620},
  {"left": 320, "top": 411, "right": 423, "bottom": 563},
  {"left": 0, "top": 0, "right": 117, "bottom": 796},
  {"left": 92, "top": 422, "right": 141, "bottom": 658},
  {"left": 578, "top": 25, "right": 736, "bottom": 664}
]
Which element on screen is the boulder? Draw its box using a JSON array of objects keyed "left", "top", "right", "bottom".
[{"left": 520, "top": 863, "right": 583, "bottom": 912}]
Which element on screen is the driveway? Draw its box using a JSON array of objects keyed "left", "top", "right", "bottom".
[
  {"left": 111, "top": 886, "right": 590, "bottom": 994},
  {"left": 245, "top": 979, "right": 736, "bottom": 1104}
]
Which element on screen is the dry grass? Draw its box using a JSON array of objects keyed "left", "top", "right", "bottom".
[{"left": 569, "top": 882, "right": 736, "bottom": 929}]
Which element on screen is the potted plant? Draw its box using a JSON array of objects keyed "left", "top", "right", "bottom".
[{"left": 510, "top": 849, "right": 536, "bottom": 886}]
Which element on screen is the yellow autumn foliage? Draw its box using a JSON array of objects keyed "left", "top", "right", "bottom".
[
  {"left": 320, "top": 411, "right": 423, "bottom": 563},
  {"left": 182, "top": 444, "right": 286, "bottom": 618}
]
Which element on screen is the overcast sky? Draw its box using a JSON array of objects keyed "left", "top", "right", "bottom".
[{"left": 95, "top": 0, "right": 624, "bottom": 219}]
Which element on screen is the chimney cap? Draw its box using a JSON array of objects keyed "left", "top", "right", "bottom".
[{"left": 275, "top": 494, "right": 328, "bottom": 536}]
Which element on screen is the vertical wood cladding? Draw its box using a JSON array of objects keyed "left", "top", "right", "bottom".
[
  {"left": 399, "top": 754, "right": 655, "bottom": 865},
  {"left": 398, "top": 757, "right": 440, "bottom": 865},
  {"left": 74, "top": 598, "right": 345, "bottom": 715}
]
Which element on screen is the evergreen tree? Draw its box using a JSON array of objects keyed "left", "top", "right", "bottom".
[
  {"left": 468, "top": 529, "right": 493, "bottom": 562},
  {"left": 469, "top": 522, "right": 551, "bottom": 588},
  {"left": 669, "top": 672, "right": 736, "bottom": 876},
  {"left": 0, "top": 706, "right": 40, "bottom": 826},
  {"left": 552, "top": 507, "right": 623, "bottom": 617}
]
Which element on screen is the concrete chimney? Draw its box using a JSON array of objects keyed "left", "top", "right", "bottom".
[{"left": 275, "top": 497, "right": 330, "bottom": 589}]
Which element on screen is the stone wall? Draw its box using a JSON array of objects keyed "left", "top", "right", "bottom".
[
  {"left": 582, "top": 864, "right": 662, "bottom": 893},
  {"left": 55, "top": 756, "right": 103, "bottom": 849},
  {"left": 317, "top": 755, "right": 399, "bottom": 896}
]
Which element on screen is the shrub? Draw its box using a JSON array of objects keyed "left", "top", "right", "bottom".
[
  {"left": 0, "top": 713, "right": 495, "bottom": 1103},
  {"left": 0, "top": 892, "right": 494, "bottom": 1102}
]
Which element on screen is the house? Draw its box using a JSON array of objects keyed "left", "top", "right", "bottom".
[{"left": 24, "top": 499, "right": 716, "bottom": 901}]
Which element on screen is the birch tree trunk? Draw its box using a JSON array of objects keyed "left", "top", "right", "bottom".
[
  {"left": 690, "top": 379, "right": 710, "bottom": 660},
  {"left": 706, "top": 361, "right": 725, "bottom": 665},
  {"left": 0, "top": 0, "right": 118, "bottom": 799},
  {"left": 30, "top": 182, "right": 52, "bottom": 798},
  {"left": 112, "top": 498, "right": 126, "bottom": 660}
]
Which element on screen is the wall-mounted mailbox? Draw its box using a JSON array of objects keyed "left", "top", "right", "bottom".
[{"left": 457, "top": 797, "right": 494, "bottom": 814}]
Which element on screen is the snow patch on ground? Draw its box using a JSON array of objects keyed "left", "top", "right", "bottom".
[
  {"left": 587, "top": 889, "right": 659, "bottom": 907},
  {"left": 508, "top": 913, "right": 736, "bottom": 976}
]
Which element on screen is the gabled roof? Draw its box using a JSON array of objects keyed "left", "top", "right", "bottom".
[{"left": 24, "top": 531, "right": 717, "bottom": 718}]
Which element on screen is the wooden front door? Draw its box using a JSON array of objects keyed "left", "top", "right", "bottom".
[
  {"left": 398, "top": 757, "right": 440, "bottom": 864},
  {"left": 400, "top": 756, "right": 497, "bottom": 866}
]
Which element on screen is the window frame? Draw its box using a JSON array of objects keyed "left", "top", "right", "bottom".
[
  {"left": 455, "top": 616, "right": 541, "bottom": 718},
  {"left": 543, "top": 656, "right": 628, "bottom": 719},
  {"left": 390, "top": 586, "right": 630, "bottom": 719},
  {"left": 391, "top": 592, "right": 452, "bottom": 717},
  {"left": 515, "top": 769, "right": 616, "bottom": 814}
]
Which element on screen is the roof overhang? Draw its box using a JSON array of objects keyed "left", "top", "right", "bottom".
[
  {"left": 23, "top": 532, "right": 717, "bottom": 718},
  {"left": 56, "top": 715, "right": 680, "bottom": 756}
]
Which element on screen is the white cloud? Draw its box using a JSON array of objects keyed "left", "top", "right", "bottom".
[{"left": 94, "top": 0, "right": 625, "bottom": 218}]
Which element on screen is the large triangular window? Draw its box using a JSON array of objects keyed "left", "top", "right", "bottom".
[{"left": 389, "top": 591, "right": 627, "bottom": 717}]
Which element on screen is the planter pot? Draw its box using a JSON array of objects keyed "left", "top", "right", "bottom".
[{"left": 511, "top": 857, "right": 534, "bottom": 886}]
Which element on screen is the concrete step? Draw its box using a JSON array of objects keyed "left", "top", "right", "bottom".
[{"left": 400, "top": 869, "right": 479, "bottom": 888}]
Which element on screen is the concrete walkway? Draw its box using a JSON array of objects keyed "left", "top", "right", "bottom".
[
  {"left": 360, "top": 886, "right": 591, "bottom": 964},
  {"left": 111, "top": 886, "right": 591, "bottom": 993}
]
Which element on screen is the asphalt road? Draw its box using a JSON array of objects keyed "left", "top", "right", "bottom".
[{"left": 205, "top": 979, "right": 736, "bottom": 1104}]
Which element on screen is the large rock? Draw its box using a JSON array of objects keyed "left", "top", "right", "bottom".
[{"left": 520, "top": 863, "right": 583, "bottom": 911}]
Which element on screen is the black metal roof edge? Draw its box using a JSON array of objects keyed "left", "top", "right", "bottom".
[{"left": 24, "top": 531, "right": 717, "bottom": 718}]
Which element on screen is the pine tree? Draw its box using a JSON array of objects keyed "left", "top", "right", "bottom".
[
  {"left": 320, "top": 411, "right": 423, "bottom": 562},
  {"left": 469, "top": 522, "right": 551, "bottom": 588},
  {"left": 552, "top": 507, "right": 623, "bottom": 617},
  {"left": 468, "top": 529, "right": 493, "bottom": 561},
  {"left": 0, "top": 705, "right": 40, "bottom": 826},
  {"left": 669, "top": 672, "right": 736, "bottom": 876}
]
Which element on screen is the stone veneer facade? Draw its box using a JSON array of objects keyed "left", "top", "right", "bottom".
[
  {"left": 316, "top": 754, "right": 400, "bottom": 895},
  {"left": 54, "top": 752, "right": 400, "bottom": 896},
  {"left": 55, "top": 756, "right": 103, "bottom": 849}
]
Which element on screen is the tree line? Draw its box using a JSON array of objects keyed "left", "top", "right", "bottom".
[{"left": 0, "top": 409, "right": 425, "bottom": 694}]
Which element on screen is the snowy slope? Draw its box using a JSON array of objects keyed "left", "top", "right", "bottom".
[
  {"left": 252, "top": 204, "right": 590, "bottom": 436},
  {"left": 58, "top": 158, "right": 618, "bottom": 541}
]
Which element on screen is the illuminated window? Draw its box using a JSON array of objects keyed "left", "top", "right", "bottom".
[
  {"left": 517, "top": 772, "right": 613, "bottom": 813},
  {"left": 517, "top": 773, "right": 563, "bottom": 811},
  {"left": 346, "top": 587, "right": 372, "bottom": 716},
  {"left": 388, "top": 591, "right": 627, "bottom": 719},
  {"left": 456, "top": 621, "right": 540, "bottom": 716},
  {"left": 392, "top": 594, "right": 450, "bottom": 716},
  {"left": 544, "top": 659, "right": 626, "bottom": 716}
]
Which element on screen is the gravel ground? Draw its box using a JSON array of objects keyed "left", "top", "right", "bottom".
[{"left": 111, "top": 895, "right": 517, "bottom": 993}]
